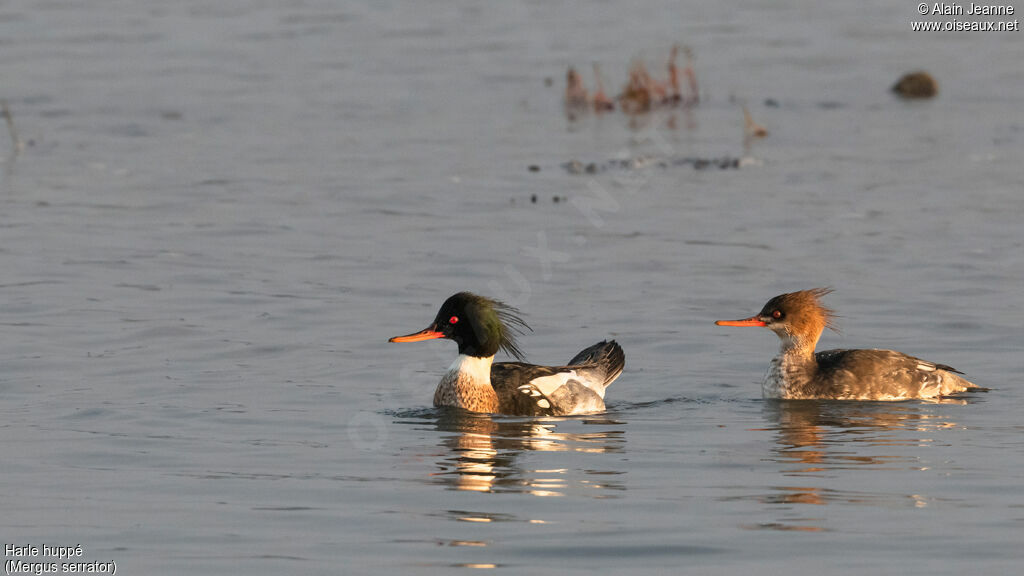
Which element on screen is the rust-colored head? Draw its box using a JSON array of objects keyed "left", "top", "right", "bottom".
[{"left": 716, "top": 288, "right": 838, "bottom": 350}]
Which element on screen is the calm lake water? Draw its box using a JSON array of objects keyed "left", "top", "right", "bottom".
[{"left": 1, "top": 1, "right": 1022, "bottom": 574}]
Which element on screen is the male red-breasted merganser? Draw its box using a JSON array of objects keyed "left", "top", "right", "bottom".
[
  {"left": 389, "top": 292, "right": 625, "bottom": 415},
  {"left": 715, "top": 288, "right": 981, "bottom": 400}
]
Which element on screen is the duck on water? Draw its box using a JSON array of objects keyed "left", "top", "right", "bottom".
[
  {"left": 715, "top": 288, "right": 983, "bottom": 400},
  {"left": 389, "top": 292, "right": 625, "bottom": 416}
]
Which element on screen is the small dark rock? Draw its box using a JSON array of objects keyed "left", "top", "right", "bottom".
[{"left": 892, "top": 71, "right": 937, "bottom": 99}]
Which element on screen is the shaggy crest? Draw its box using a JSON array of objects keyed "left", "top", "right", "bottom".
[
  {"left": 761, "top": 287, "right": 839, "bottom": 336},
  {"left": 488, "top": 297, "right": 532, "bottom": 361},
  {"left": 770, "top": 286, "right": 835, "bottom": 327}
]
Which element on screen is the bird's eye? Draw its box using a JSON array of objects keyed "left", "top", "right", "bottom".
[
  {"left": 771, "top": 310, "right": 783, "bottom": 320},
  {"left": 449, "top": 315, "right": 459, "bottom": 324}
]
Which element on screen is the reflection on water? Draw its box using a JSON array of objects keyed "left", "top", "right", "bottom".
[
  {"left": 733, "top": 399, "right": 977, "bottom": 532},
  {"left": 397, "top": 409, "right": 626, "bottom": 497},
  {"left": 386, "top": 409, "right": 627, "bottom": 567},
  {"left": 764, "top": 400, "right": 967, "bottom": 473}
]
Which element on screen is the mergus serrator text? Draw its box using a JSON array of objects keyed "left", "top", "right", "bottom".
[
  {"left": 389, "top": 292, "right": 625, "bottom": 415},
  {"left": 715, "top": 288, "right": 981, "bottom": 400}
]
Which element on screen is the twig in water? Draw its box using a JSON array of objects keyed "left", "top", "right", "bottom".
[
  {"left": 1, "top": 99, "right": 25, "bottom": 156},
  {"left": 743, "top": 104, "right": 768, "bottom": 139}
]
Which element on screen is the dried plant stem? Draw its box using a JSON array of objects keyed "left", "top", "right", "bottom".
[{"left": 1, "top": 99, "right": 24, "bottom": 155}]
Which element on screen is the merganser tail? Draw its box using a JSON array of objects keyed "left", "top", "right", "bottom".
[
  {"left": 565, "top": 340, "right": 626, "bottom": 391},
  {"left": 511, "top": 340, "right": 625, "bottom": 415}
]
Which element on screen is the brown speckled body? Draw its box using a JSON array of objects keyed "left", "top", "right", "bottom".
[
  {"left": 433, "top": 355, "right": 500, "bottom": 413},
  {"left": 433, "top": 370, "right": 500, "bottom": 413},
  {"left": 433, "top": 367, "right": 560, "bottom": 416}
]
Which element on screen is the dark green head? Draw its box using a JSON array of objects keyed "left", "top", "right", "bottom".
[{"left": 389, "top": 292, "right": 531, "bottom": 360}]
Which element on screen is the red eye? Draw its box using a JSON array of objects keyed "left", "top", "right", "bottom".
[
  {"left": 449, "top": 316, "right": 459, "bottom": 324},
  {"left": 772, "top": 310, "right": 782, "bottom": 319}
]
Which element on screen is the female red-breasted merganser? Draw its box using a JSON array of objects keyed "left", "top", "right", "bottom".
[
  {"left": 389, "top": 292, "right": 625, "bottom": 415},
  {"left": 715, "top": 288, "right": 981, "bottom": 400}
]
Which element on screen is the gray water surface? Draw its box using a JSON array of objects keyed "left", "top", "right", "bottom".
[{"left": 1, "top": 1, "right": 1022, "bottom": 574}]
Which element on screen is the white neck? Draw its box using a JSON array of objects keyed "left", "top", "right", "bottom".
[
  {"left": 777, "top": 331, "right": 818, "bottom": 357},
  {"left": 447, "top": 354, "right": 494, "bottom": 385}
]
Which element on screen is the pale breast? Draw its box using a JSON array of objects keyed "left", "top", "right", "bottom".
[{"left": 761, "top": 357, "right": 786, "bottom": 398}]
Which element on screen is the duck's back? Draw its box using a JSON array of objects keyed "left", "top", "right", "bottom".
[
  {"left": 489, "top": 363, "right": 594, "bottom": 415},
  {"left": 491, "top": 340, "right": 625, "bottom": 415},
  {"left": 811, "top": 348, "right": 978, "bottom": 400}
]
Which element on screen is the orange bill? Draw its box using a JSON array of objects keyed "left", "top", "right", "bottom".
[
  {"left": 715, "top": 316, "right": 766, "bottom": 327},
  {"left": 389, "top": 327, "right": 444, "bottom": 342}
]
